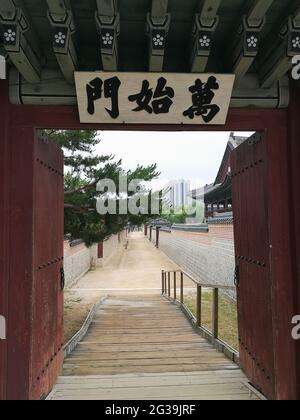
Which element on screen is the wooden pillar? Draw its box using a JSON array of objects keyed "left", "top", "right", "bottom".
[
  {"left": 0, "top": 81, "right": 64, "bottom": 400},
  {"left": 0, "top": 89, "right": 37, "bottom": 399},
  {"left": 9, "top": 124, "right": 38, "bottom": 400},
  {"left": 0, "top": 83, "right": 37, "bottom": 400},
  {"left": 156, "top": 227, "right": 160, "bottom": 248},
  {"left": 196, "top": 285, "right": 202, "bottom": 327},
  {"left": 265, "top": 99, "right": 299, "bottom": 400},
  {"left": 288, "top": 80, "right": 300, "bottom": 400},
  {"left": 98, "top": 242, "right": 104, "bottom": 259}
]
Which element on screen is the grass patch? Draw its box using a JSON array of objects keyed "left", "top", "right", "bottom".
[{"left": 184, "top": 290, "right": 239, "bottom": 351}]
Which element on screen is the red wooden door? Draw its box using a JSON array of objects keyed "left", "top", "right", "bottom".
[
  {"left": 0, "top": 126, "right": 64, "bottom": 400},
  {"left": 231, "top": 133, "right": 275, "bottom": 399},
  {"left": 30, "top": 134, "right": 64, "bottom": 400}
]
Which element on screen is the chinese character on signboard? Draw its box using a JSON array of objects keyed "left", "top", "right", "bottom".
[{"left": 75, "top": 72, "right": 235, "bottom": 125}]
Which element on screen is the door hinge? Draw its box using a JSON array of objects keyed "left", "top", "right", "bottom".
[
  {"left": 60, "top": 267, "right": 65, "bottom": 291},
  {"left": 234, "top": 265, "right": 240, "bottom": 287},
  {"left": 248, "top": 132, "right": 262, "bottom": 146}
]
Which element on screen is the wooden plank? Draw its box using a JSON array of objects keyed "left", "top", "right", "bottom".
[
  {"left": 61, "top": 364, "right": 241, "bottom": 376},
  {"left": 56, "top": 370, "right": 248, "bottom": 382},
  {"left": 51, "top": 294, "right": 255, "bottom": 399},
  {"left": 49, "top": 383, "right": 254, "bottom": 399},
  {"left": 69, "top": 350, "right": 218, "bottom": 360}
]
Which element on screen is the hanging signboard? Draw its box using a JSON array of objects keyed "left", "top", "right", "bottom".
[{"left": 75, "top": 72, "right": 235, "bottom": 125}]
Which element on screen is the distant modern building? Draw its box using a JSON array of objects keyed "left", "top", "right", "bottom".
[
  {"left": 163, "top": 179, "right": 191, "bottom": 210},
  {"left": 191, "top": 133, "right": 248, "bottom": 220}
]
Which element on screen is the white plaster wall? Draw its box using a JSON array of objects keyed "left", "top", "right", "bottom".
[{"left": 64, "top": 232, "right": 126, "bottom": 286}]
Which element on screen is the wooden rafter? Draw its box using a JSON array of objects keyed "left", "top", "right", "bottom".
[
  {"left": 46, "top": 0, "right": 78, "bottom": 84},
  {"left": 147, "top": 0, "right": 170, "bottom": 72},
  {"left": 259, "top": 5, "right": 300, "bottom": 88},
  {"left": 0, "top": 0, "right": 41, "bottom": 83},
  {"left": 190, "top": 0, "right": 221, "bottom": 73},
  {"left": 230, "top": 0, "right": 274, "bottom": 81},
  {"left": 95, "top": 0, "right": 120, "bottom": 71}
]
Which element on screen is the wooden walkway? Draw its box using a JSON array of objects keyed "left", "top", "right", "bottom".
[{"left": 49, "top": 295, "right": 259, "bottom": 400}]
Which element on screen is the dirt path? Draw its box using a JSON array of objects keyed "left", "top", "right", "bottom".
[
  {"left": 74, "top": 231, "right": 179, "bottom": 293},
  {"left": 64, "top": 232, "right": 179, "bottom": 342}
]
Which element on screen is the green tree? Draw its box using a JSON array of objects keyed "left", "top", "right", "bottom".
[
  {"left": 160, "top": 202, "right": 204, "bottom": 225},
  {"left": 46, "top": 130, "right": 161, "bottom": 246}
]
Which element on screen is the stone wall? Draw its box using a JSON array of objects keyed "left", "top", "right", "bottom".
[
  {"left": 64, "top": 231, "right": 126, "bottom": 287},
  {"left": 64, "top": 241, "right": 97, "bottom": 288},
  {"left": 103, "top": 233, "right": 124, "bottom": 262},
  {"left": 156, "top": 225, "right": 236, "bottom": 300}
]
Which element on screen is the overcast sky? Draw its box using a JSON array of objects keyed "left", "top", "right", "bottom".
[{"left": 95, "top": 131, "right": 254, "bottom": 191}]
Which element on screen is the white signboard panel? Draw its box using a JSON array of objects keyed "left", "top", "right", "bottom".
[{"left": 75, "top": 72, "right": 235, "bottom": 125}]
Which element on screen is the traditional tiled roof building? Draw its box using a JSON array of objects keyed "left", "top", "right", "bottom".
[{"left": 191, "top": 132, "right": 248, "bottom": 222}]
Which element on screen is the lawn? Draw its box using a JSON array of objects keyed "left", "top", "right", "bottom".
[{"left": 183, "top": 289, "right": 239, "bottom": 351}]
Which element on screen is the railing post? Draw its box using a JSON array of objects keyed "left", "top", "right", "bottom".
[
  {"left": 180, "top": 272, "right": 184, "bottom": 304},
  {"left": 174, "top": 272, "right": 177, "bottom": 301},
  {"left": 212, "top": 288, "right": 219, "bottom": 343},
  {"left": 196, "top": 284, "right": 202, "bottom": 327},
  {"left": 162, "top": 270, "right": 165, "bottom": 295},
  {"left": 168, "top": 272, "right": 171, "bottom": 297},
  {"left": 165, "top": 272, "right": 167, "bottom": 295}
]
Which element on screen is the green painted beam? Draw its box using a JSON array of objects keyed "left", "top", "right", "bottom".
[
  {"left": 199, "top": 0, "right": 221, "bottom": 25},
  {"left": 96, "top": 0, "right": 120, "bottom": 71},
  {"left": 0, "top": 0, "right": 41, "bottom": 83}
]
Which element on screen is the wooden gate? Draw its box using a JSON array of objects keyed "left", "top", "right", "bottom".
[
  {"left": 30, "top": 133, "right": 64, "bottom": 400},
  {"left": 231, "top": 133, "right": 275, "bottom": 399},
  {"left": 0, "top": 125, "right": 64, "bottom": 400}
]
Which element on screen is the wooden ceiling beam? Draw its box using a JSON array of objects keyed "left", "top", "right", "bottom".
[
  {"left": 260, "top": 6, "right": 300, "bottom": 88},
  {"left": 230, "top": 0, "right": 274, "bottom": 81},
  {"left": 190, "top": 0, "right": 221, "bottom": 73},
  {"left": 95, "top": 0, "right": 120, "bottom": 71},
  {"left": 46, "top": 0, "right": 78, "bottom": 84},
  {"left": 147, "top": 0, "right": 170, "bottom": 72},
  {"left": 199, "top": 0, "right": 221, "bottom": 25},
  {"left": 0, "top": 0, "right": 41, "bottom": 83}
]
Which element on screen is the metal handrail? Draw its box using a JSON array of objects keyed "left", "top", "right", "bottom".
[{"left": 161, "top": 269, "right": 239, "bottom": 363}]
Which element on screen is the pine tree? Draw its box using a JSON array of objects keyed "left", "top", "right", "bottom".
[{"left": 45, "top": 130, "right": 161, "bottom": 246}]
